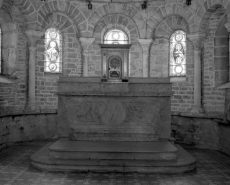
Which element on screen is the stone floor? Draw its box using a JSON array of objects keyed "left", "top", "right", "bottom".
[{"left": 0, "top": 141, "right": 230, "bottom": 185}]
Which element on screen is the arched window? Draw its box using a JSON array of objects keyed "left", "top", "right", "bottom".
[
  {"left": 169, "top": 30, "right": 186, "bottom": 77},
  {"left": 104, "top": 29, "right": 128, "bottom": 44},
  {"left": 44, "top": 28, "right": 62, "bottom": 73}
]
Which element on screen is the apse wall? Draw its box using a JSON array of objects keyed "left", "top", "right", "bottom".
[{"left": 0, "top": 0, "right": 230, "bottom": 155}]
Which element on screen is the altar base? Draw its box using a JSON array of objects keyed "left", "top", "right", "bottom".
[{"left": 31, "top": 138, "right": 196, "bottom": 173}]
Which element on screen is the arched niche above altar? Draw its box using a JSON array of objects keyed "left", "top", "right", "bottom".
[{"left": 99, "top": 44, "right": 132, "bottom": 82}]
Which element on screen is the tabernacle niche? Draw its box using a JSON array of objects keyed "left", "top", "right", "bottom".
[{"left": 100, "top": 44, "right": 131, "bottom": 82}]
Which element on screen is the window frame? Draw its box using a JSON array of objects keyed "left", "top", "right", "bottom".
[
  {"left": 103, "top": 29, "right": 129, "bottom": 44},
  {"left": 44, "top": 28, "right": 63, "bottom": 74},
  {"left": 169, "top": 30, "right": 187, "bottom": 78}
]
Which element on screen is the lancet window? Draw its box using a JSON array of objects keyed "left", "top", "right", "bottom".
[
  {"left": 104, "top": 29, "right": 128, "bottom": 44},
  {"left": 44, "top": 28, "right": 62, "bottom": 73},
  {"left": 169, "top": 30, "right": 186, "bottom": 77}
]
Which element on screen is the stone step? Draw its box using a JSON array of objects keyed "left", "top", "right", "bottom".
[
  {"left": 31, "top": 142, "right": 196, "bottom": 173},
  {"left": 49, "top": 138, "right": 178, "bottom": 161}
]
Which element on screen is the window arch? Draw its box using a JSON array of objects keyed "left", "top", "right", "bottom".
[
  {"left": 44, "top": 28, "right": 62, "bottom": 73},
  {"left": 169, "top": 30, "right": 186, "bottom": 77},
  {"left": 104, "top": 29, "right": 128, "bottom": 44}
]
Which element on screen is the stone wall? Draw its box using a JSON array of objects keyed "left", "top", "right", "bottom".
[
  {"left": 0, "top": 0, "right": 229, "bottom": 116},
  {"left": 172, "top": 115, "right": 230, "bottom": 155},
  {"left": 202, "top": 7, "right": 227, "bottom": 115},
  {"left": 0, "top": 0, "right": 230, "bottom": 155},
  {"left": 0, "top": 113, "right": 58, "bottom": 150}
]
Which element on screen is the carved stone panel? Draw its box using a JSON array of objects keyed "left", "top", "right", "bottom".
[{"left": 59, "top": 96, "right": 170, "bottom": 141}]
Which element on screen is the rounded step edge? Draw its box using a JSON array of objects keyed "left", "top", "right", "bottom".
[{"left": 30, "top": 143, "right": 196, "bottom": 173}]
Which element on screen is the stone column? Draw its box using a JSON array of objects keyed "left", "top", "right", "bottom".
[
  {"left": 188, "top": 33, "right": 206, "bottom": 113},
  {"left": 138, "top": 39, "right": 153, "bottom": 77},
  {"left": 79, "top": 37, "right": 95, "bottom": 77},
  {"left": 25, "top": 30, "right": 44, "bottom": 110},
  {"left": 225, "top": 23, "right": 230, "bottom": 81}
]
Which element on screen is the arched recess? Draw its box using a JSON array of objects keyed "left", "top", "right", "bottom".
[
  {"left": 200, "top": 5, "right": 228, "bottom": 88},
  {"left": 151, "top": 16, "right": 193, "bottom": 112},
  {"left": 201, "top": 5, "right": 228, "bottom": 115},
  {"left": 93, "top": 14, "right": 139, "bottom": 43},
  {"left": 147, "top": 2, "right": 201, "bottom": 39},
  {"left": 92, "top": 13, "right": 143, "bottom": 77},
  {"left": 88, "top": 3, "right": 145, "bottom": 38},
  {"left": 198, "top": 1, "right": 230, "bottom": 34},
  {"left": 39, "top": 12, "right": 82, "bottom": 76},
  {"left": 214, "top": 14, "right": 229, "bottom": 87},
  {"left": 35, "top": 13, "right": 82, "bottom": 110},
  {"left": 0, "top": 8, "right": 18, "bottom": 76},
  {"left": 24, "top": 0, "right": 86, "bottom": 35},
  {"left": 151, "top": 16, "right": 190, "bottom": 77}
]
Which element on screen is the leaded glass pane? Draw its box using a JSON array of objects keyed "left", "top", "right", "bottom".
[
  {"left": 44, "top": 28, "right": 62, "bottom": 73},
  {"left": 170, "top": 30, "right": 186, "bottom": 77},
  {"left": 104, "top": 29, "right": 128, "bottom": 44}
]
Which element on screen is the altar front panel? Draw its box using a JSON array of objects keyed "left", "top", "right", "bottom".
[{"left": 57, "top": 77, "right": 172, "bottom": 141}]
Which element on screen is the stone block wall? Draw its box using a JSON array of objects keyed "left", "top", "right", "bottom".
[
  {"left": 171, "top": 116, "right": 220, "bottom": 150},
  {"left": 202, "top": 7, "right": 227, "bottom": 115},
  {"left": 0, "top": 0, "right": 230, "bottom": 155},
  {"left": 0, "top": 0, "right": 229, "bottom": 117},
  {"left": 0, "top": 113, "right": 58, "bottom": 150},
  {"left": 0, "top": 4, "right": 28, "bottom": 115}
]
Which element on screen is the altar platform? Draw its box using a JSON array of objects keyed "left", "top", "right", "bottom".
[
  {"left": 31, "top": 138, "right": 196, "bottom": 173},
  {"left": 31, "top": 77, "right": 196, "bottom": 173}
]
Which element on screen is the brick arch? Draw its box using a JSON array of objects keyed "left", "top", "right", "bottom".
[
  {"left": 147, "top": 3, "right": 201, "bottom": 38},
  {"left": 38, "top": 14, "right": 82, "bottom": 77},
  {"left": 198, "top": 3, "right": 228, "bottom": 34},
  {"left": 88, "top": 3, "right": 145, "bottom": 38},
  {"left": 155, "top": 16, "right": 190, "bottom": 39},
  {"left": 93, "top": 14, "right": 139, "bottom": 43},
  {"left": 41, "top": 12, "right": 79, "bottom": 36},
  {"left": 11, "top": 0, "right": 35, "bottom": 16},
  {"left": 11, "top": 0, "right": 36, "bottom": 27},
  {"left": 0, "top": 9, "right": 12, "bottom": 25},
  {"left": 36, "top": 1, "right": 86, "bottom": 34}
]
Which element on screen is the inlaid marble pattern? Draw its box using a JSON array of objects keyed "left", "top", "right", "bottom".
[{"left": 0, "top": 142, "right": 230, "bottom": 185}]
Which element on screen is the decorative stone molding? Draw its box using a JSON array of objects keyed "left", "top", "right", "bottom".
[
  {"left": 79, "top": 37, "right": 95, "bottom": 77},
  {"left": 188, "top": 33, "right": 206, "bottom": 50},
  {"left": 138, "top": 39, "right": 153, "bottom": 77},
  {"left": 25, "top": 30, "right": 44, "bottom": 47},
  {"left": 225, "top": 23, "right": 230, "bottom": 32},
  {"left": 1, "top": 0, "right": 13, "bottom": 11},
  {"left": 188, "top": 33, "right": 206, "bottom": 114},
  {"left": 25, "top": 30, "right": 44, "bottom": 110}
]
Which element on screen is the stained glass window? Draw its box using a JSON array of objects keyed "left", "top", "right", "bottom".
[
  {"left": 104, "top": 29, "right": 128, "bottom": 44},
  {"left": 44, "top": 28, "right": 62, "bottom": 73},
  {"left": 170, "top": 30, "right": 186, "bottom": 77}
]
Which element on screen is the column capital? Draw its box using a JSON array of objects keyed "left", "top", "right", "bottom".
[
  {"left": 188, "top": 33, "right": 206, "bottom": 50},
  {"left": 225, "top": 23, "right": 230, "bottom": 32},
  {"left": 28, "top": 46, "right": 36, "bottom": 53},
  {"left": 1, "top": 22, "right": 17, "bottom": 33},
  {"left": 138, "top": 38, "right": 153, "bottom": 55},
  {"left": 25, "top": 30, "right": 44, "bottom": 47},
  {"left": 79, "top": 37, "right": 95, "bottom": 53}
]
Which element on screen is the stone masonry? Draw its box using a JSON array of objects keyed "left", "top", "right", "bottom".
[{"left": 0, "top": 0, "right": 230, "bottom": 155}]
